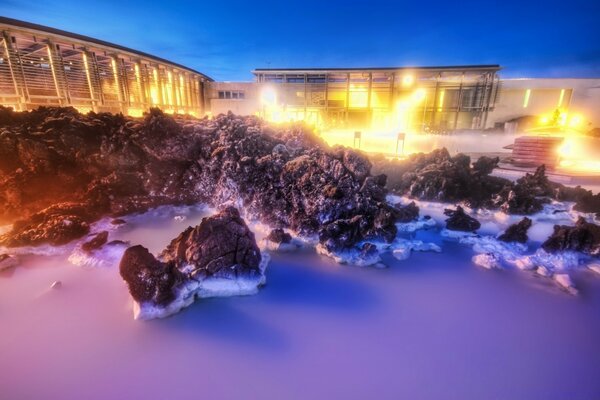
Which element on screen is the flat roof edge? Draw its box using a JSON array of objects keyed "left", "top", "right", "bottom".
[
  {"left": 0, "top": 16, "right": 213, "bottom": 81},
  {"left": 252, "top": 65, "right": 502, "bottom": 73}
]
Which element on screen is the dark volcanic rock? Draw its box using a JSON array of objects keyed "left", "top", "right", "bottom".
[
  {"left": 555, "top": 185, "right": 600, "bottom": 217},
  {"left": 498, "top": 217, "right": 532, "bottom": 243},
  {"left": 119, "top": 245, "right": 182, "bottom": 306},
  {"left": 0, "top": 202, "right": 91, "bottom": 247},
  {"left": 359, "top": 242, "right": 378, "bottom": 258},
  {"left": 371, "top": 149, "right": 510, "bottom": 209},
  {"left": 542, "top": 217, "right": 600, "bottom": 255},
  {"left": 81, "top": 231, "right": 109, "bottom": 252},
  {"left": 444, "top": 206, "right": 481, "bottom": 232},
  {"left": 394, "top": 201, "right": 420, "bottom": 223},
  {"left": 494, "top": 165, "right": 553, "bottom": 215},
  {"left": 266, "top": 228, "right": 292, "bottom": 244},
  {"left": 119, "top": 207, "right": 265, "bottom": 317},
  {"left": 160, "top": 207, "right": 261, "bottom": 278},
  {"left": 0, "top": 253, "right": 18, "bottom": 270},
  {"left": 0, "top": 107, "right": 395, "bottom": 251}
]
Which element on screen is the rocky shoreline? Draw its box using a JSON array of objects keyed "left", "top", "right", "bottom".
[{"left": 1, "top": 106, "right": 600, "bottom": 317}]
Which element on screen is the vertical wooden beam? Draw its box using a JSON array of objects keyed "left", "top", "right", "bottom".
[
  {"left": 345, "top": 73, "right": 350, "bottom": 125},
  {"left": 1, "top": 32, "right": 24, "bottom": 109},
  {"left": 482, "top": 72, "right": 494, "bottom": 129},
  {"left": 454, "top": 73, "right": 464, "bottom": 130},
  {"left": 389, "top": 72, "right": 395, "bottom": 111},
  {"left": 82, "top": 51, "right": 97, "bottom": 111},
  {"left": 431, "top": 73, "right": 440, "bottom": 127}
]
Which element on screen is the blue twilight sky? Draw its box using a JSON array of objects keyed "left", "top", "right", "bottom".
[{"left": 1, "top": 0, "right": 599, "bottom": 81}]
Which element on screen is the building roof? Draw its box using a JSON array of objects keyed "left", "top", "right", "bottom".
[
  {"left": 253, "top": 65, "right": 501, "bottom": 74},
  {"left": 0, "top": 16, "right": 213, "bottom": 81}
]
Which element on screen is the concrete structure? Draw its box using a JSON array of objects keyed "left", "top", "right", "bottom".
[
  {"left": 486, "top": 78, "right": 600, "bottom": 132},
  {"left": 250, "top": 66, "right": 501, "bottom": 131},
  {"left": 1, "top": 18, "right": 599, "bottom": 135},
  {"left": 0, "top": 17, "right": 212, "bottom": 116}
]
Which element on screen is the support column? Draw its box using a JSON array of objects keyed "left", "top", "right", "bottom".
[
  {"left": 82, "top": 51, "right": 98, "bottom": 112},
  {"left": 431, "top": 73, "right": 440, "bottom": 127},
  {"left": 1, "top": 31, "right": 25, "bottom": 109},
  {"left": 389, "top": 72, "right": 395, "bottom": 111},
  {"left": 135, "top": 62, "right": 146, "bottom": 109},
  {"left": 453, "top": 73, "right": 464, "bottom": 130},
  {"left": 482, "top": 72, "right": 494, "bottom": 129},
  {"left": 111, "top": 56, "right": 125, "bottom": 112},
  {"left": 345, "top": 73, "right": 350, "bottom": 125},
  {"left": 45, "top": 42, "right": 64, "bottom": 106}
]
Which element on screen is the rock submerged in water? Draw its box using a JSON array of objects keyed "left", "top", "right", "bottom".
[
  {"left": 119, "top": 207, "right": 267, "bottom": 319},
  {"left": 0, "top": 253, "right": 19, "bottom": 271},
  {"left": 444, "top": 206, "right": 481, "bottom": 232},
  {"left": 498, "top": 217, "right": 532, "bottom": 243},
  {"left": 373, "top": 153, "right": 600, "bottom": 218},
  {"left": 542, "top": 217, "right": 600, "bottom": 256},
  {"left": 266, "top": 228, "right": 292, "bottom": 244},
  {"left": 393, "top": 201, "right": 420, "bottom": 223},
  {"left": 0, "top": 202, "right": 92, "bottom": 247},
  {"left": 371, "top": 149, "right": 509, "bottom": 209},
  {"left": 81, "top": 231, "right": 109, "bottom": 253}
]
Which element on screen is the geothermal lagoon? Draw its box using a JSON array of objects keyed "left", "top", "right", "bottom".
[
  {"left": 2, "top": 198, "right": 600, "bottom": 399},
  {"left": 1, "top": 108, "right": 600, "bottom": 399}
]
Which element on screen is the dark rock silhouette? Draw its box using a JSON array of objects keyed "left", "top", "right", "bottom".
[
  {"left": 119, "top": 207, "right": 263, "bottom": 311},
  {"left": 81, "top": 231, "right": 109, "bottom": 252},
  {"left": 498, "top": 217, "right": 532, "bottom": 243},
  {"left": 542, "top": 217, "right": 600, "bottom": 255},
  {"left": 444, "top": 206, "right": 481, "bottom": 232},
  {"left": 266, "top": 228, "right": 292, "bottom": 244},
  {"left": 393, "top": 201, "right": 420, "bottom": 223},
  {"left": 0, "top": 107, "right": 396, "bottom": 251}
]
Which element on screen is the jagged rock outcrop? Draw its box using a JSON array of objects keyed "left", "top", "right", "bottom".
[
  {"left": 0, "top": 254, "right": 19, "bottom": 271},
  {"left": 374, "top": 151, "right": 600, "bottom": 217},
  {"left": 393, "top": 201, "right": 420, "bottom": 223},
  {"left": 159, "top": 207, "right": 262, "bottom": 278},
  {"left": 542, "top": 217, "right": 600, "bottom": 255},
  {"left": 81, "top": 231, "right": 109, "bottom": 252},
  {"left": 119, "top": 245, "right": 183, "bottom": 306},
  {"left": 444, "top": 206, "right": 481, "bottom": 232},
  {"left": 266, "top": 228, "right": 292, "bottom": 244},
  {"left": 498, "top": 217, "right": 532, "bottom": 243},
  {"left": 0, "top": 202, "right": 92, "bottom": 247},
  {"left": 119, "top": 207, "right": 266, "bottom": 319},
  {"left": 0, "top": 106, "right": 396, "bottom": 251},
  {"left": 371, "top": 149, "right": 510, "bottom": 209}
]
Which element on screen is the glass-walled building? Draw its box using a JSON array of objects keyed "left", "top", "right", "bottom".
[
  {"left": 253, "top": 66, "right": 501, "bottom": 132},
  {"left": 0, "top": 17, "right": 212, "bottom": 116}
]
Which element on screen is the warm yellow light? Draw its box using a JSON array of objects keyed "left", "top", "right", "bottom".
[
  {"left": 557, "top": 89, "right": 565, "bottom": 108},
  {"left": 523, "top": 89, "right": 531, "bottom": 108},
  {"left": 127, "top": 108, "right": 145, "bottom": 117},
  {"left": 412, "top": 88, "right": 426, "bottom": 102},
  {"left": 539, "top": 115, "right": 549, "bottom": 124},
  {"left": 402, "top": 75, "right": 415, "bottom": 87},
  {"left": 558, "top": 111, "right": 567, "bottom": 126},
  {"left": 437, "top": 90, "right": 445, "bottom": 112},
  {"left": 569, "top": 114, "right": 582, "bottom": 127},
  {"left": 260, "top": 87, "right": 277, "bottom": 105}
]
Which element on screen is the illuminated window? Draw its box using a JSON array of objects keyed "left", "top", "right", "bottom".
[
  {"left": 218, "top": 90, "right": 245, "bottom": 99},
  {"left": 557, "top": 89, "right": 565, "bottom": 107},
  {"left": 523, "top": 89, "right": 531, "bottom": 108}
]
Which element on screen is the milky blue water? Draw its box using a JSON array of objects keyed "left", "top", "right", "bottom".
[{"left": 1, "top": 205, "right": 600, "bottom": 400}]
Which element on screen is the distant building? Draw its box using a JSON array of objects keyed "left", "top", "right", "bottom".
[
  {"left": 250, "top": 66, "right": 501, "bottom": 131},
  {"left": 1, "top": 17, "right": 599, "bottom": 134},
  {"left": 0, "top": 17, "right": 212, "bottom": 116},
  {"left": 485, "top": 78, "right": 600, "bottom": 132}
]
